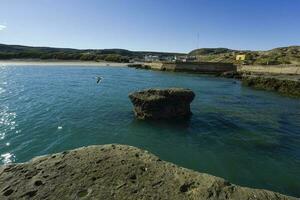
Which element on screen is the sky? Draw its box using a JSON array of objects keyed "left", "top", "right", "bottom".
[{"left": 0, "top": 0, "right": 299, "bottom": 53}]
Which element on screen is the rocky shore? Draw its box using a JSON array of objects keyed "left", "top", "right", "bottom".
[
  {"left": 128, "top": 63, "right": 300, "bottom": 97},
  {"left": 128, "top": 62, "right": 236, "bottom": 74},
  {"left": 0, "top": 144, "right": 296, "bottom": 200},
  {"left": 241, "top": 74, "right": 300, "bottom": 97}
]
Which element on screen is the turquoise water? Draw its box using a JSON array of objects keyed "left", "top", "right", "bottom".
[{"left": 0, "top": 65, "right": 300, "bottom": 197}]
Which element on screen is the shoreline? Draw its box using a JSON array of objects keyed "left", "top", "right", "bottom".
[
  {"left": 0, "top": 59, "right": 129, "bottom": 67},
  {"left": 2, "top": 60, "right": 300, "bottom": 97},
  {"left": 241, "top": 74, "right": 300, "bottom": 97}
]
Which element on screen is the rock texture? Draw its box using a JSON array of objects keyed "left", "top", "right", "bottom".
[
  {"left": 0, "top": 144, "right": 296, "bottom": 200},
  {"left": 129, "top": 88, "right": 195, "bottom": 120},
  {"left": 127, "top": 64, "right": 151, "bottom": 70},
  {"left": 130, "top": 62, "right": 236, "bottom": 74},
  {"left": 218, "top": 71, "right": 242, "bottom": 79},
  {"left": 242, "top": 75, "right": 300, "bottom": 97}
]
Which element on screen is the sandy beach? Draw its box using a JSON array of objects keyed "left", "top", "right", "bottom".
[{"left": 0, "top": 59, "right": 129, "bottom": 67}]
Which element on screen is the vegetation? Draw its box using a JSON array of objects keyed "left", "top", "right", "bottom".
[
  {"left": 0, "top": 44, "right": 184, "bottom": 63},
  {"left": 1, "top": 44, "right": 299, "bottom": 65},
  {"left": 189, "top": 46, "right": 300, "bottom": 65}
]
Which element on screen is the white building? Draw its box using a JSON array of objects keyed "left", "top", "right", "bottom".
[{"left": 144, "top": 55, "right": 160, "bottom": 62}]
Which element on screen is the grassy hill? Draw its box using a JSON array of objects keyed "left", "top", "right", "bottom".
[
  {"left": 189, "top": 46, "right": 300, "bottom": 65},
  {"left": 0, "top": 44, "right": 185, "bottom": 63},
  {"left": 1, "top": 44, "right": 299, "bottom": 65}
]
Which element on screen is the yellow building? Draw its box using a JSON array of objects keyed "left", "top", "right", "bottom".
[{"left": 236, "top": 54, "right": 246, "bottom": 61}]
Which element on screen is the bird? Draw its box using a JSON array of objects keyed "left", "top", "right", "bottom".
[{"left": 96, "top": 76, "right": 102, "bottom": 84}]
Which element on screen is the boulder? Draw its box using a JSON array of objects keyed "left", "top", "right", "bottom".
[
  {"left": 129, "top": 88, "right": 195, "bottom": 120},
  {"left": 0, "top": 144, "right": 296, "bottom": 200}
]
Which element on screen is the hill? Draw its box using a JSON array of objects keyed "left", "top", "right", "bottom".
[
  {"left": 0, "top": 44, "right": 185, "bottom": 63},
  {"left": 1, "top": 44, "right": 299, "bottom": 65},
  {"left": 189, "top": 46, "right": 300, "bottom": 65}
]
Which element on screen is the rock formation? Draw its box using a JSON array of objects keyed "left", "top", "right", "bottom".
[
  {"left": 127, "top": 64, "right": 151, "bottom": 70},
  {"left": 129, "top": 88, "right": 195, "bottom": 120},
  {"left": 0, "top": 144, "right": 296, "bottom": 200},
  {"left": 218, "top": 71, "right": 242, "bottom": 79},
  {"left": 242, "top": 75, "right": 300, "bottom": 97}
]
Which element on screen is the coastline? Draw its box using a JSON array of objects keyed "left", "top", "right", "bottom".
[
  {"left": 0, "top": 59, "right": 129, "bottom": 67},
  {"left": 129, "top": 62, "right": 300, "bottom": 97},
  {"left": 241, "top": 74, "right": 300, "bottom": 97},
  {"left": 2, "top": 59, "right": 300, "bottom": 97}
]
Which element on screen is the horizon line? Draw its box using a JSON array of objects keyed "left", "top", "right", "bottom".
[{"left": 1, "top": 42, "right": 299, "bottom": 54}]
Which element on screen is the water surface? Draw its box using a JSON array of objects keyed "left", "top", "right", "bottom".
[{"left": 0, "top": 64, "right": 299, "bottom": 197}]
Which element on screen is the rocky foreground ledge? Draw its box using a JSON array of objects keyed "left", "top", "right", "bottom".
[{"left": 0, "top": 145, "right": 296, "bottom": 200}]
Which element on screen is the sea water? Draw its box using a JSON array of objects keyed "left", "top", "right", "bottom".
[{"left": 0, "top": 64, "right": 299, "bottom": 197}]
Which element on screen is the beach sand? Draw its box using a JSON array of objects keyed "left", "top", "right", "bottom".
[{"left": 0, "top": 59, "right": 129, "bottom": 67}]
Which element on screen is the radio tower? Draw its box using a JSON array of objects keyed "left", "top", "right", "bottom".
[{"left": 197, "top": 32, "right": 199, "bottom": 49}]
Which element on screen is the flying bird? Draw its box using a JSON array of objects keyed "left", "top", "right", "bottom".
[{"left": 96, "top": 76, "right": 103, "bottom": 84}]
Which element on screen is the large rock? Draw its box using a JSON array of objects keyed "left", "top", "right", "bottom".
[
  {"left": 129, "top": 88, "right": 195, "bottom": 120},
  {"left": 0, "top": 144, "right": 296, "bottom": 200}
]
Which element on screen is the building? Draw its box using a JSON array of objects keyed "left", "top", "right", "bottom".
[
  {"left": 187, "top": 56, "right": 197, "bottom": 62},
  {"left": 174, "top": 55, "right": 197, "bottom": 62},
  {"left": 144, "top": 55, "right": 160, "bottom": 62},
  {"left": 175, "top": 56, "right": 187, "bottom": 62},
  {"left": 236, "top": 54, "right": 246, "bottom": 61},
  {"left": 160, "top": 56, "right": 176, "bottom": 62}
]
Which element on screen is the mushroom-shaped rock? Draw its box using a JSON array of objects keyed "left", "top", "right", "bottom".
[{"left": 129, "top": 88, "right": 195, "bottom": 120}]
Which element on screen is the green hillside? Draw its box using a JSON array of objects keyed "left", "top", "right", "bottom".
[
  {"left": 1, "top": 44, "right": 299, "bottom": 65},
  {"left": 0, "top": 44, "right": 184, "bottom": 63},
  {"left": 189, "top": 46, "right": 300, "bottom": 65}
]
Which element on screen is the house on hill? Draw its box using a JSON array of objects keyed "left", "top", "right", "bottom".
[{"left": 236, "top": 54, "right": 246, "bottom": 61}]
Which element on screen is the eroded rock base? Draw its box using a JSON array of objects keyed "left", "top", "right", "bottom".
[{"left": 129, "top": 88, "right": 195, "bottom": 120}]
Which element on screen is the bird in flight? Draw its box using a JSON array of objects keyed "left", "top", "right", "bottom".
[{"left": 96, "top": 76, "right": 103, "bottom": 84}]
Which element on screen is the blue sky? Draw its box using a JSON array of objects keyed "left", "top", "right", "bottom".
[{"left": 0, "top": 0, "right": 299, "bottom": 53}]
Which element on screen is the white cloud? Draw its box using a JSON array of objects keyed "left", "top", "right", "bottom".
[{"left": 0, "top": 25, "right": 7, "bottom": 31}]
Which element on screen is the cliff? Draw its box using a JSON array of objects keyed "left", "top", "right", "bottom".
[{"left": 0, "top": 144, "right": 296, "bottom": 200}]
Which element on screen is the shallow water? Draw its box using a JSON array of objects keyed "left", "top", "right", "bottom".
[{"left": 0, "top": 65, "right": 299, "bottom": 197}]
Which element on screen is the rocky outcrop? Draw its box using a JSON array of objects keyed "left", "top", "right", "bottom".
[
  {"left": 218, "top": 71, "right": 242, "bottom": 79},
  {"left": 0, "top": 144, "right": 296, "bottom": 200},
  {"left": 242, "top": 75, "right": 300, "bottom": 97},
  {"left": 127, "top": 64, "right": 151, "bottom": 70},
  {"left": 129, "top": 88, "right": 195, "bottom": 120},
  {"left": 130, "top": 62, "right": 236, "bottom": 74}
]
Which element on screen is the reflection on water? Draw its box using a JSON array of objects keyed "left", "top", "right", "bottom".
[
  {"left": 0, "top": 65, "right": 17, "bottom": 165},
  {"left": 0, "top": 65, "right": 299, "bottom": 197},
  {"left": 0, "top": 87, "right": 5, "bottom": 94},
  {"left": 0, "top": 152, "right": 15, "bottom": 164},
  {"left": 0, "top": 106, "right": 17, "bottom": 139}
]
